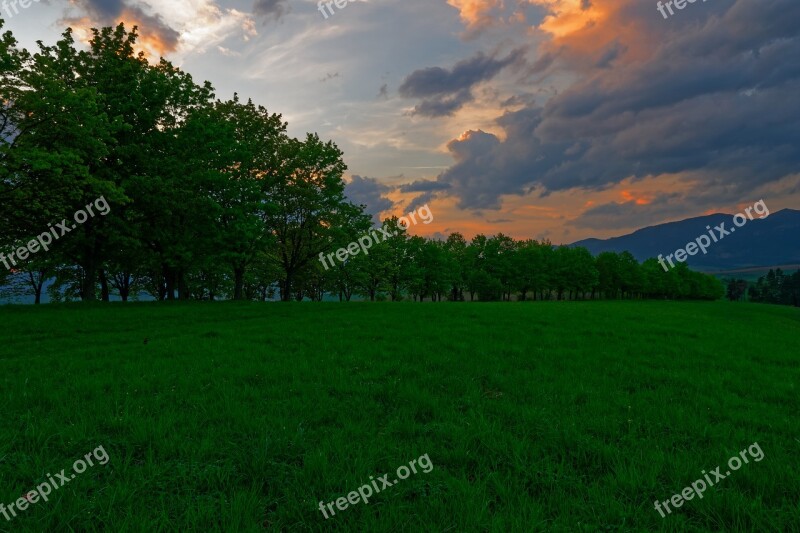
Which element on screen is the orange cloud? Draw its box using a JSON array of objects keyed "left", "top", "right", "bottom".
[
  {"left": 64, "top": 13, "right": 178, "bottom": 61},
  {"left": 529, "top": 0, "right": 608, "bottom": 39},
  {"left": 446, "top": 0, "right": 505, "bottom": 36},
  {"left": 62, "top": 1, "right": 256, "bottom": 63},
  {"left": 444, "top": 0, "right": 658, "bottom": 67},
  {"left": 387, "top": 173, "right": 716, "bottom": 243},
  {"left": 620, "top": 190, "right": 652, "bottom": 205},
  {"left": 528, "top": 0, "right": 657, "bottom": 66},
  {"left": 124, "top": 12, "right": 179, "bottom": 58}
]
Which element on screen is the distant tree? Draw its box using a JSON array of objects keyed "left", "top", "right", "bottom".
[
  {"left": 386, "top": 219, "right": 414, "bottom": 301},
  {"left": 444, "top": 233, "right": 468, "bottom": 301},
  {"left": 465, "top": 234, "right": 502, "bottom": 301},
  {"left": 726, "top": 279, "right": 748, "bottom": 301},
  {"left": 596, "top": 252, "right": 622, "bottom": 299},
  {"left": 640, "top": 258, "right": 666, "bottom": 299},
  {"left": 417, "top": 239, "right": 453, "bottom": 301},
  {"left": 566, "top": 247, "right": 598, "bottom": 299},
  {"left": 618, "top": 251, "right": 644, "bottom": 299},
  {"left": 551, "top": 246, "right": 572, "bottom": 300},
  {"left": 750, "top": 269, "right": 800, "bottom": 306}
]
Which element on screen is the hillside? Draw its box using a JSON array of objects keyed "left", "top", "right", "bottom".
[
  {"left": 571, "top": 209, "right": 800, "bottom": 271},
  {"left": 0, "top": 301, "right": 797, "bottom": 530}
]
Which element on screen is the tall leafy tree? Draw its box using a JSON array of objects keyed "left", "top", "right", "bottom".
[
  {"left": 265, "top": 134, "right": 368, "bottom": 300},
  {"left": 188, "top": 95, "right": 287, "bottom": 299}
]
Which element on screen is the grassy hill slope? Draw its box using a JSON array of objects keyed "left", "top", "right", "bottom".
[{"left": 0, "top": 301, "right": 797, "bottom": 531}]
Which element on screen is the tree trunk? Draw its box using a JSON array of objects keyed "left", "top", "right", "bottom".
[
  {"left": 99, "top": 269, "right": 110, "bottom": 302},
  {"left": 28, "top": 271, "right": 45, "bottom": 304},
  {"left": 162, "top": 265, "right": 176, "bottom": 301},
  {"left": 156, "top": 272, "right": 166, "bottom": 301},
  {"left": 233, "top": 265, "right": 246, "bottom": 300},
  {"left": 178, "top": 271, "right": 190, "bottom": 300},
  {"left": 281, "top": 275, "right": 293, "bottom": 302},
  {"left": 81, "top": 261, "right": 97, "bottom": 302}
]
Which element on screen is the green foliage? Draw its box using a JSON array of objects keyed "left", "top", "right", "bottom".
[
  {"left": 749, "top": 269, "right": 800, "bottom": 306},
  {"left": 1, "top": 23, "right": 366, "bottom": 303}
]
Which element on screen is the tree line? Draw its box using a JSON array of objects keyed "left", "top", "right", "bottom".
[
  {"left": 306, "top": 226, "right": 724, "bottom": 302},
  {"left": 726, "top": 270, "right": 800, "bottom": 307},
  {"left": 1, "top": 22, "right": 724, "bottom": 304}
]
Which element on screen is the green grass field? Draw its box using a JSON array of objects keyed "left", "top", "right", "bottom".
[{"left": 0, "top": 301, "right": 797, "bottom": 532}]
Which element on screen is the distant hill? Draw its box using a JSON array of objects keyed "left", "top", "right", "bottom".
[{"left": 570, "top": 208, "right": 800, "bottom": 272}]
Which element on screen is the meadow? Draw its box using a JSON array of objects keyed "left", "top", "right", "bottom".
[{"left": 0, "top": 301, "right": 797, "bottom": 532}]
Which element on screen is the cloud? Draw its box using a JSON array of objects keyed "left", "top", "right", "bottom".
[
  {"left": 501, "top": 93, "right": 537, "bottom": 107},
  {"left": 594, "top": 39, "right": 627, "bottom": 68},
  {"left": 217, "top": 45, "right": 241, "bottom": 57},
  {"left": 61, "top": 0, "right": 257, "bottom": 59},
  {"left": 400, "top": 49, "right": 525, "bottom": 98},
  {"left": 64, "top": 0, "right": 181, "bottom": 55},
  {"left": 405, "top": 191, "right": 437, "bottom": 213},
  {"left": 529, "top": 0, "right": 610, "bottom": 41},
  {"left": 446, "top": 0, "right": 505, "bottom": 38},
  {"left": 568, "top": 193, "right": 686, "bottom": 230},
  {"left": 408, "top": 90, "right": 475, "bottom": 117},
  {"left": 432, "top": 0, "right": 800, "bottom": 210},
  {"left": 253, "top": 0, "right": 289, "bottom": 22},
  {"left": 346, "top": 175, "right": 395, "bottom": 224},
  {"left": 399, "top": 48, "right": 526, "bottom": 117},
  {"left": 399, "top": 179, "right": 452, "bottom": 193},
  {"left": 377, "top": 83, "right": 389, "bottom": 99}
]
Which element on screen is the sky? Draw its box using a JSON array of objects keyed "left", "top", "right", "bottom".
[{"left": 3, "top": 0, "right": 799, "bottom": 244}]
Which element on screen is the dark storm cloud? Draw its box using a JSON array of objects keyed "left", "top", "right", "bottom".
[
  {"left": 253, "top": 0, "right": 289, "bottom": 22},
  {"left": 434, "top": 0, "right": 800, "bottom": 210},
  {"left": 399, "top": 49, "right": 525, "bottom": 98},
  {"left": 82, "top": 0, "right": 124, "bottom": 18},
  {"left": 398, "top": 179, "right": 452, "bottom": 193},
  {"left": 594, "top": 40, "right": 627, "bottom": 69},
  {"left": 409, "top": 90, "right": 474, "bottom": 117},
  {"left": 500, "top": 93, "right": 536, "bottom": 108},
  {"left": 405, "top": 191, "right": 437, "bottom": 213},
  {"left": 399, "top": 48, "right": 526, "bottom": 117},
  {"left": 346, "top": 175, "right": 395, "bottom": 224},
  {"left": 526, "top": 50, "right": 558, "bottom": 77}
]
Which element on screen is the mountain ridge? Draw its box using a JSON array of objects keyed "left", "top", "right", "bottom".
[{"left": 569, "top": 208, "right": 800, "bottom": 272}]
